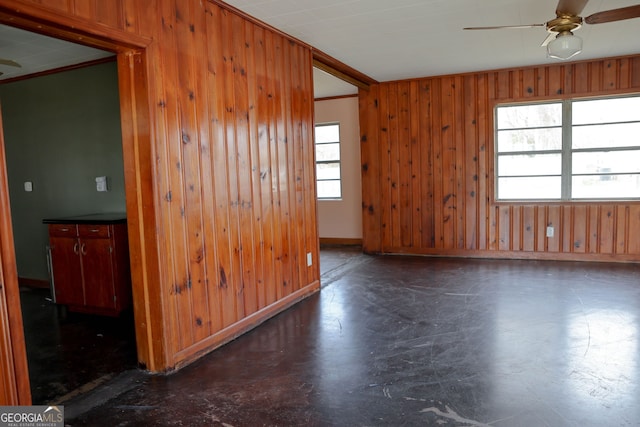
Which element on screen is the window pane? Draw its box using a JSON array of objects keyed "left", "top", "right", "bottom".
[
  {"left": 573, "top": 96, "right": 640, "bottom": 125},
  {"left": 497, "top": 128, "right": 562, "bottom": 152},
  {"left": 572, "top": 174, "right": 640, "bottom": 199},
  {"left": 573, "top": 150, "right": 640, "bottom": 174},
  {"left": 498, "top": 153, "right": 561, "bottom": 176},
  {"left": 315, "top": 124, "right": 340, "bottom": 143},
  {"left": 316, "top": 162, "right": 341, "bottom": 180},
  {"left": 316, "top": 142, "right": 340, "bottom": 162},
  {"left": 496, "top": 103, "right": 562, "bottom": 129},
  {"left": 572, "top": 122, "right": 640, "bottom": 149},
  {"left": 317, "top": 180, "right": 341, "bottom": 199},
  {"left": 498, "top": 176, "right": 561, "bottom": 200}
]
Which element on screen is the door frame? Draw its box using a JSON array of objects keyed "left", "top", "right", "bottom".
[{"left": 0, "top": 2, "right": 164, "bottom": 403}]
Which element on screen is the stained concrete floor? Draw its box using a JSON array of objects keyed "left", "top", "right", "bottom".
[
  {"left": 20, "top": 286, "right": 137, "bottom": 404},
  {"left": 62, "top": 248, "right": 640, "bottom": 426}
]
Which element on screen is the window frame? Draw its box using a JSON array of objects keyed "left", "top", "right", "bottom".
[
  {"left": 494, "top": 94, "right": 640, "bottom": 203},
  {"left": 314, "top": 122, "right": 342, "bottom": 200}
]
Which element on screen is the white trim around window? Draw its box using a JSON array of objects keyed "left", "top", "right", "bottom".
[{"left": 495, "top": 94, "right": 640, "bottom": 201}]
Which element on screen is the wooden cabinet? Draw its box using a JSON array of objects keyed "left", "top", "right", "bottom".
[{"left": 45, "top": 215, "right": 131, "bottom": 316}]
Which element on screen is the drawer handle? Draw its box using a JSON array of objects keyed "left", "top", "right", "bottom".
[
  {"left": 59, "top": 228, "right": 70, "bottom": 232},
  {"left": 90, "top": 229, "right": 101, "bottom": 233}
]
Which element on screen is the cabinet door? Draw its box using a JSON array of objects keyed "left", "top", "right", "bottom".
[
  {"left": 49, "top": 236, "right": 84, "bottom": 306},
  {"left": 80, "top": 237, "right": 116, "bottom": 310}
]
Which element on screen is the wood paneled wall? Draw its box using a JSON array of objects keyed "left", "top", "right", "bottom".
[
  {"left": 360, "top": 56, "right": 640, "bottom": 262},
  {"left": 0, "top": 0, "right": 319, "bottom": 380}
]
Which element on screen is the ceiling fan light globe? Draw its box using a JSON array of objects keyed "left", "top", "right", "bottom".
[{"left": 547, "top": 32, "right": 582, "bottom": 60}]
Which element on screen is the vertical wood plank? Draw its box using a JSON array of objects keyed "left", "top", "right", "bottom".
[
  {"left": 573, "top": 63, "right": 589, "bottom": 94},
  {"left": 213, "top": 5, "right": 240, "bottom": 329},
  {"left": 175, "top": 0, "right": 210, "bottom": 343},
  {"left": 599, "top": 205, "right": 615, "bottom": 255},
  {"left": 522, "top": 206, "right": 535, "bottom": 252},
  {"left": 511, "top": 206, "right": 521, "bottom": 251},
  {"left": 562, "top": 206, "right": 573, "bottom": 253},
  {"left": 387, "top": 83, "right": 401, "bottom": 249},
  {"left": 477, "top": 73, "right": 489, "bottom": 250},
  {"left": 359, "top": 85, "right": 382, "bottom": 253},
  {"left": 587, "top": 205, "right": 599, "bottom": 254},
  {"left": 397, "top": 82, "right": 412, "bottom": 247},
  {"left": 631, "top": 57, "right": 640, "bottom": 88},
  {"left": 252, "top": 25, "right": 273, "bottom": 307},
  {"left": 463, "top": 75, "right": 478, "bottom": 250},
  {"left": 496, "top": 70, "right": 510, "bottom": 100},
  {"left": 617, "top": 58, "right": 630, "bottom": 90},
  {"left": 419, "top": 80, "right": 435, "bottom": 248},
  {"left": 276, "top": 32, "right": 294, "bottom": 298},
  {"left": 409, "top": 81, "right": 422, "bottom": 248},
  {"left": 536, "top": 206, "right": 546, "bottom": 252},
  {"left": 572, "top": 206, "right": 587, "bottom": 253},
  {"left": 627, "top": 206, "right": 640, "bottom": 254},
  {"left": 498, "top": 206, "right": 510, "bottom": 251},
  {"left": 615, "top": 206, "right": 628, "bottom": 254},
  {"left": 301, "top": 48, "right": 317, "bottom": 286},
  {"left": 265, "top": 29, "right": 283, "bottom": 305},
  {"left": 440, "top": 77, "right": 456, "bottom": 249},
  {"left": 522, "top": 68, "right": 536, "bottom": 98},
  {"left": 233, "top": 16, "right": 258, "bottom": 315},
  {"left": 454, "top": 76, "right": 465, "bottom": 249},
  {"left": 159, "top": 1, "right": 191, "bottom": 353},
  {"left": 602, "top": 59, "right": 618, "bottom": 90},
  {"left": 547, "top": 66, "right": 563, "bottom": 96},
  {"left": 378, "top": 85, "right": 393, "bottom": 251}
]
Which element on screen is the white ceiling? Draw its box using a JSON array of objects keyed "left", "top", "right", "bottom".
[
  {"left": 0, "top": 25, "right": 113, "bottom": 80},
  {"left": 226, "top": 0, "right": 640, "bottom": 83},
  {"left": 1, "top": 1, "right": 638, "bottom": 97}
]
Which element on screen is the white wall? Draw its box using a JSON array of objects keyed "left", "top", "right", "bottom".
[{"left": 315, "top": 96, "right": 362, "bottom": 239}]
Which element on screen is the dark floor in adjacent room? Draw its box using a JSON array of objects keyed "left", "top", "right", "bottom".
[
  {"left": 62, "top": 248, "right": 640, "bottom": 426},
  {"left": 20, "top": 286, "right": 137, "bottom": 404}
]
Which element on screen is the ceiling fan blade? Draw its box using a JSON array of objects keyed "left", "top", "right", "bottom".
[
  {"left": 585, "top": 4, "right": 640, "bottom": 24},
  {"left": 0, "top": 58, "right": 21, "bottom": 68},
  {"left": 464, "top": 24, "right": 545, "bottom": 30},
  {"left": 556, "top": 0, "right": 589, "bottom": 16},
  {"left": 541, "top": 32, "right": 557, "bottom": 47}
]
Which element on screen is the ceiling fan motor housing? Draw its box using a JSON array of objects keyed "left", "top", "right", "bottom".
[{"left": 546, "top": 15, "right": 583, "bottom": 33}]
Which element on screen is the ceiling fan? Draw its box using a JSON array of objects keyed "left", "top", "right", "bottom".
[
  {"left": 0, "top": 58, "right": 21, "bottom": 76},
  {"left": 464, "top": 0, "right": 640, "bottom": 60}
]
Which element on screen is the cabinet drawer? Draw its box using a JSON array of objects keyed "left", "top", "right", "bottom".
[
  {"left": 78, "top": 224, "right": 111, "bottom": 238},
  {"left": 48, "top": 224, "right": 78, "bottom": 237}
]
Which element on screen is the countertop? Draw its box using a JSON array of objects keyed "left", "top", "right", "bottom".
[{"left": 42, "top": 213, "right": 127, "bottom": 224}]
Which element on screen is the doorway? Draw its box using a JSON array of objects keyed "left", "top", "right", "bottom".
[
  {"left": 0, "top": 43, "right": 138, "bottom": 402},
  {"left": 0, "top": 12, "right": 154, "bottom": 405}
]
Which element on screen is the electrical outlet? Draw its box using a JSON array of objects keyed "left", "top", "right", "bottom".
[
  {"left": 307, "top": 252, "right": 313, "bottom": 267},
  {"left": 546, "top": 226, "right": 554, "bottom": 238}
]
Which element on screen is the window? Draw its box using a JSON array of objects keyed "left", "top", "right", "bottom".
[
  {"left": 315, "top": 123, "right": 342, "bottom": 199},
  {"left": 495, "top": 95, "right": 640, "bottom": 201}
]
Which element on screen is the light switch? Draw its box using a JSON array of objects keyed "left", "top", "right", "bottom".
[
  {"left": 96, "top": 176, "right": 108, "bottom": 192},
  {"left": 24, "top": 181, "right": 33, "bottom": 192}
]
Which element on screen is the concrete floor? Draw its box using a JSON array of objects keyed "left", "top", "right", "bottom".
[
  {"left": 19, "top": 287, "right": 137, "bottom": 404},
  {"left": 54, "top": 249, "right": 640, "bottom": 425}
]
